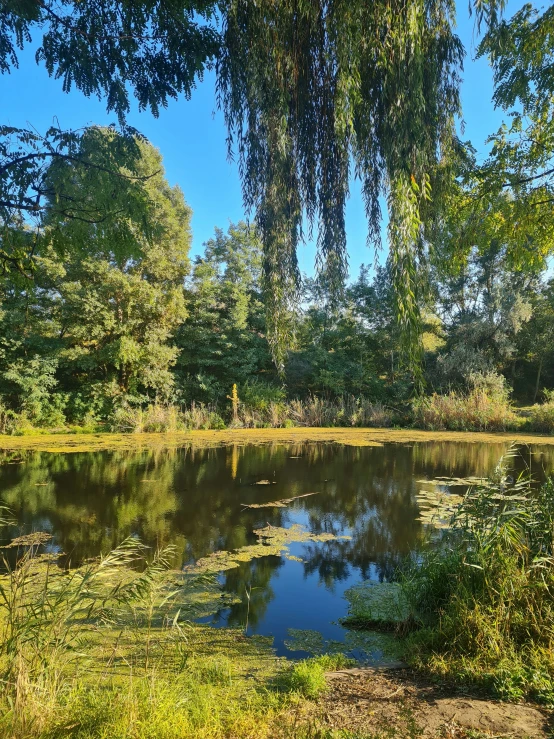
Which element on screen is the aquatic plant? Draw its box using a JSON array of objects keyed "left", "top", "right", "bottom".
[
  {"left": 403, "top": 453, "right": 554, "bottom": 704},
  {"left": 187, "top": 524, "right": 351, "bottom": 575},
  {"left": 341, "top": 582, "right": 411, "bottom": 632}
]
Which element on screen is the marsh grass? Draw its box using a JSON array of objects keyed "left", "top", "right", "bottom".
[
  {"left": 526, "top": 399, "right": 554, "bottom": 433},
  {"left": 0, "top": 535, "right": 201, "bottom": 734},
  {"left": 8, "top": 395, "right": 396, "bottom": 436},
  {"left": 0, "top": 518, "right": 356, "bottom": 738},
  {"left": 402, "top": 451, "right": 554, "bottom": 704},
  {"left": 411, "top": 388, "right": 519, "bottom": 432}
]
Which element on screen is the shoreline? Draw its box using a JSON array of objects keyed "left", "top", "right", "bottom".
[{"left": 0, "top": 425, "right": 554, "bottom": 453}]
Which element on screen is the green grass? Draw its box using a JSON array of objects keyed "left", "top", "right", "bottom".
[
  {"left": 277, "top": 654, "right": 354, "bottom": 699},
  {"left": 0, "top": 526, "right": 358, "bottom": 739}
]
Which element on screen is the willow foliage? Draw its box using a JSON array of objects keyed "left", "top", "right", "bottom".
[
  {"left": 1, "top": 0, "right": 507, "bottom": 377},
  {"left": 217, "top": 0, "right": 466, "bottom": 375}
]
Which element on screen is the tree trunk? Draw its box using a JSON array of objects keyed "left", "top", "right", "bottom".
[{"left": 533, "top": 355, "right": 543, "bottom": 404}]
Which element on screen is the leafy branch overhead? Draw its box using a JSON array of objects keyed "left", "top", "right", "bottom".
[
  {"left": 0, "top": 125, "right": 154, "bottom": 274},
  {"left": 0, "top": 0, "right": 551, "bottom": 376}
]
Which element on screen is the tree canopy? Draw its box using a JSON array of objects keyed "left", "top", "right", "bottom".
[{"left": 1, "top": 0, "right": 515, "bottom": 376}]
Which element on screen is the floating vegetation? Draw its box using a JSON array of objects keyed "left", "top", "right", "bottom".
[
  {"left": 416, "top": 488, "right": 464, "bottom": 529},
  {"left": 285, "top": 628, "right": 340, "bottom": 655},
  {"left": 416, "top": 476, "right": 488, "bottom": 486},
  {"left": 3, "top": 427, "right": 554, "bottom": 455},
  {"left": 284, "top": 628, "right": 403, "bottom": 665},
  {"left": 3, "top": 531, "right": 53, "bottom": 548},
  {"left": 338, "top": 440, "right": 384, "bottom": 447},
  {"left": 173, "top": 576, "right": 241, "bottom": 619},
  {"left": 241, "top": 492, "right": 319, "bottom": 509},
  {"left": 341, "top": 582, "right": 411, "bottom": 632},
  {"left": 188, "top": 524, "right": 350, "bottom": 575}
]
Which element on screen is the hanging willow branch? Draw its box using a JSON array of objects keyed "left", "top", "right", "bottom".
[
  {"left": 217, "top": 0, "right": 466, "bottom": 382},
  {"left": 3, "top": 0, "right": 506, "bottom": 379}
]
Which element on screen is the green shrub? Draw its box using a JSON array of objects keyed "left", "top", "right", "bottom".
[
  {"left": 281, "top": 654, "right": 351, "bottom": 699},
  {"left": 240, "top": 379, "right": 286, "bottom": 410},
  {"left": 403, "top": 456, "right": 554, "bottom": 704},
  {"left": 182, "top": 403, "right": 226, "bottom": 430},
  {"left": 527, "top": 400, "right": 554, "bottom": 433}
]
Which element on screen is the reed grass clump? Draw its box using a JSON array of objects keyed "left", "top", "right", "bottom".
[
  {"left": 526, "top": 398, "right": 554, "bottom": 433},
  {"left": 0, "top": 520, "right": 338, "bottom": 738},
  {"left": 277, "top": 654, "right": 352, "bottom": 699},
  {"left": 411, "top": 384, "right": 518, "bottom": 432},
  {"left": 403, "top": 454, "right": 554, "bottom": 704}
]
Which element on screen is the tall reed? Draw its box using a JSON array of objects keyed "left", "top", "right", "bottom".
[{"left": 403, "top": 451, "right": 554, "bottom": 703}]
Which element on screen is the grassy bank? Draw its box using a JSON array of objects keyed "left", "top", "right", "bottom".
[
  {"left": 2, "top": 532, "right": 549, "bottom": 739},
  {"left": 3, "top": 389, "right": 554, "bottom": 438},
  {"left": 399, "top": 456, "right": 554, "bottom": 706},
  {"left": 0, "top": 524, "right": 354, "bottom": 739}
]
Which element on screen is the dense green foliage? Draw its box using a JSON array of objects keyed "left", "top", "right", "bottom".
[
  {"left": 1, "top": 1, "right": 554, "bottom": 429},
  {"left": 0, "top": 0, "right": 524, "bottom": 371},
  {"left": 404, "top": 457, "right": 554, "bottom": 704},
  {"left": 1, "top": 126, "right": 554, "bottom": 432},
  {"left": 2, "top": 147, "right": 554, "bottom": 432}
]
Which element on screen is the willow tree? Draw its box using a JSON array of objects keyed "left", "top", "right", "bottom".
[
  {"left": 217, "top": 0, "right": 467, "bottom": 376},
  {"left": 2, "top": 0, "right": 504, "bottom": 378}
]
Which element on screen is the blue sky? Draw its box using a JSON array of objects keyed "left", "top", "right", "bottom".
[{"left": 1, "top": 0, "right": 528, "bottom": 280}]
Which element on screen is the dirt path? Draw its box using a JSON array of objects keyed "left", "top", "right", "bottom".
[{"left": 284, "top": 667, "right": 553, "bottom": 738}]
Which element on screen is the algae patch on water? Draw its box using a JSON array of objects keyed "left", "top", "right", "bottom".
[
  {"left": 284, "top": 582, "right": 410, "bottom": 664},
  {"left": 4, "top": 426, "right": 554, "bottom": 455},
  {"left": 241, "top": 492, "right": 319, "bottom": 509},
  {"left": 187, "top": 524, "right": 351, "bottom": 575},
  {"left": 415, "top": 476, "right": 490, "bottom": 529},
  {"left": 341, "top": 582, "right": 411, "bottom": 631},
  {"left": 416, "top": 488, "right": 464, "bottom": 528},
  {"left": 284, "top": 627, "right": 403, "bottom": 665}
]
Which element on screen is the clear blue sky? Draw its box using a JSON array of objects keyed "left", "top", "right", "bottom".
[{"left": 1, "top": 0, "right": 528, "bottom": 280}]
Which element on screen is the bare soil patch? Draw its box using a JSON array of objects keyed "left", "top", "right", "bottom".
[{"left": 284, "top": 667, "right": 553, "bottom": 738}]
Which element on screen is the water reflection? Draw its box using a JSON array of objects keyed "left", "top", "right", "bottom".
[{"left": 1, "top": 440, "right": 552, "bottom": 653}]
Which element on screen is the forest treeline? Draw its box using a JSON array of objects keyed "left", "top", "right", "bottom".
[
  {"left": 2, "top": 1, "right": 554, "bottom": 436},
  {"left": 1, "top": 130, "right": 553, "bottom": 435}
]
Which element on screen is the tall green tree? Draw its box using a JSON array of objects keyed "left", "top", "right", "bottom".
[
  {"left": 50, "top": 135, "right": 191, "bottom": 404},
  {"left": 0, "top": 132, "right": 191, "bottom": 422},
  {"left": 2, "top": 0, "right": 507, "bottom": 375},
  {"left": 176, "top": 222, "right": 273, "bottom": 403},
  {"left": 477, "top": 2, "right": 554, "bottom": 266},
  {"left": 430, "top": 3, "right": 554, "bottom": 280}
]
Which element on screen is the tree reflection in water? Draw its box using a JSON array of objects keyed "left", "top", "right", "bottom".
[{"left": 1, "top": 441, "right": 552, "bottom": 645}]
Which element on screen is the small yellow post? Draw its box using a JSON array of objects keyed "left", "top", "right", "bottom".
[{"left": 229, "top": 383, "right": 239, "bottom": 423}]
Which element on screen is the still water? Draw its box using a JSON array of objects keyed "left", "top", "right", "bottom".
[{"left": 1, "top": 440, "right": 553, "bottom": 656}]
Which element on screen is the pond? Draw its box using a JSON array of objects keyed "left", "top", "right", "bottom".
[{"left": 1, "top": 439, "right": 553, "bottom": 659}]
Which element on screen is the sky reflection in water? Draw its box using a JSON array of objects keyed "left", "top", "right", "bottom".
[{"left": 1, "top": 441, "right": 552, "bottom": 656}]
